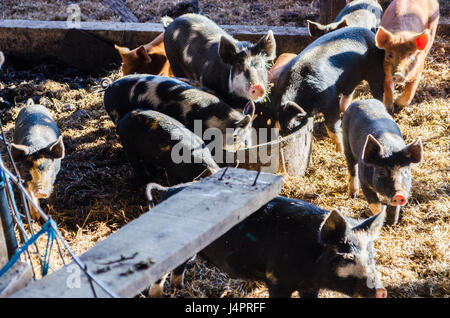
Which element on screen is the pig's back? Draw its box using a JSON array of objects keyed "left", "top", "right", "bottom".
[
  {"left": 343, "top": 99, "right": 405, "bottom": 158},
  {"left": 288, "top": 27, "right": 376, "bottom": 86},
  {"left": 381, "top": 0, "right": 439, "bottom": 33},
  {"left": 335, "top": 0, "right": 382, "bottom": 30},
  {"left": 14, "top": 105, "right": 60, "bottom": 152}
]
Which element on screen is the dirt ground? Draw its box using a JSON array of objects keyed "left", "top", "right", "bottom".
[
  {"left": 0, "top": 1, "right": 448, "bottom": 26},
  {"left": 0, "top": 1, "right": 449, "bottom": 299}
]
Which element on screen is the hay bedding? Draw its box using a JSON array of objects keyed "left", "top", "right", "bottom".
[{"left": 0, "top": 3, "right": 448, "bottom": 298}]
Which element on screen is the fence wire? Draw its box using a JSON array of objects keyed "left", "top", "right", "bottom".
[{"left": 0, "top": 110, "right": 118, "bottom": 298}]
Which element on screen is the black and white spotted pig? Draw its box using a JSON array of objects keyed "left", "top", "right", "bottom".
[
  {"left": 103, "top": 75, "right": 255, "bottom": 151},
  {"left": 307, "top": 0, "right": 383, "bottom": 36},
  {"left": 147, "top": 184, "right": 388, "bottom": 298},
  {"left": 10, "top": 101, "right": 65, "bottom": 219},
  {"left": 117, "top": 109, "right": 219, "bottom": 185},
  {"left": 271, "top": 26, "right": 385, "bottom": 149},
  {"left": 163, "top": 14, "right": 276, "bottom": 108},
  {"left": 342, "top": 99, "right": 423, "bottom": 225}
]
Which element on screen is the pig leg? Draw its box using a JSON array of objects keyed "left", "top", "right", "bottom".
[
  {"left": 360, "top": 183, "right": 382, "bottom": 215},
  {"left": 26, "top": 184, "right": 41, "bottom": 219},
  {"left": 148, "top": 273, "right": 169, "bottom": 298},
  {"left": 171, "top": 255, "right": 196, "bottom": 289},
  {"left": 127, "top": 152, "right": 150, "bottom": 186},
  {"left": 395, "top": 62, "right": 424, "bottom": 107},
  {"left": 343, "top": 140, "right": 359, "bottom": 198},
  {"left": 385, "top": 205, "right": 401, "bottom": 226},
  {"left": 324, "top": 105, "right": 343, "bottom": 152},
  {"left": 383, "top": 69, "right": 395, "bottom": 113},
  {"left": 339, "top": 90, "right": 354, "bottom": 113}
]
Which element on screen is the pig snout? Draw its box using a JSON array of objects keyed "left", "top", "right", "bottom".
[
  {"left": 248, "top": 84, "right": 265, "bottom": 100},
  {"left": 35, "top": 189, "right": 50, "bottom": 199},
  {"left": 391, "top": 192, "right": 407, "bottom": 206},
  {"left": 375, "top": 288, "right": 388, "bottom": 298}
]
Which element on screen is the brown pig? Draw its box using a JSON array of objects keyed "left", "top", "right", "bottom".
[
  {"left": 115, "top": 32, "right": 174, "bottom": 77},
  {"left": 268, "top": 53, "right": 297, "bottom": 85},
  {"left": 375, "top": 0, "right": 439, "bottom": 112}
]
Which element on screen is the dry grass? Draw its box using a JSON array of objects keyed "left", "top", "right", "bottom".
[{"left": 0, "top": 21, "right": 448, "bottom": 299}]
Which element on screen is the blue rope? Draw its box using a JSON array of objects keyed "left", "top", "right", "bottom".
[{"left": 0, "top": 219, "right": 57, "bottom": 278}]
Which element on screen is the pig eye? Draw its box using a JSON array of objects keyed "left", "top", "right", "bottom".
[{"left": 386, "top": 52, "right": 393, "bottom": 60}]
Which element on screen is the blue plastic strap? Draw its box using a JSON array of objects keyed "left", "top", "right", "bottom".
[{"left": 0, "top": 219, "right": 58, "bottom": 277}]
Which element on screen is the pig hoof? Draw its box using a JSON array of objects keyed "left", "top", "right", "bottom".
[
  {"left": 171, "top": 273, "right": 185, "bottom": 289},
  {"left": 368, "top": 203, "right": 382, "bottom": 215},
  {"left": 394, "top": 97, "right": 410, "bottom": 108},
  {"left": 148, "top": 284, "right": 164, "bottom": 298}
]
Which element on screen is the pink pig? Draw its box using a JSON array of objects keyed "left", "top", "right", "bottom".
[{"left": 375, "top": 0, "right": 439, "bottom": 112}]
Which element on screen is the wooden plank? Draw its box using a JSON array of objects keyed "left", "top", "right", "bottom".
[
  {"left": 0, "top": 19, "right": 448, "bottom": 70},
  {"left": 104, "top": 0, "right": 139, "bottom": 23},
  {"left": 0, "top": 216, "right": 8, "bottom": 268},
  {"left": 0, "top": 261, "right": 32, "bottom": 298},
  {"left": 0, "top": 20, "right": 311, "bottom": 63},
  {"left": 11, "top": 168, "right": 282, "bottom": 298},
  {"left": 319, "top": 0, "right": 347, "bottom": 24}
]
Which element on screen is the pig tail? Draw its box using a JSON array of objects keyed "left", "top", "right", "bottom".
[{"left": 96, "top": 78, "right": 113, "bottom": 93}]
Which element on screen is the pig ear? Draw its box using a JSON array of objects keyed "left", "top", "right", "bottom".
[
  {"left": 307, "top": 20, "right": 327, "bottom": 37},
  {"left": 10, "top": 143, "right": 30, "bottom": 162},
  {"left": 334, "top": 18, "right": 348, "bottom": 30},
  {"left": 47, "top": 136, "right": 65, "bottom": 159},
  {"left": 254, "top": 30, "right": 276, "bottom": 60},
  {"left": 136, "top": 46, "right": 152, "bottom": 64},
  {"left": 362, "top": 134, "right": 384, "bottom": 166},
  {"left": 234, "top": 114, "right": 252, "bottom": 129},
  {"left": 114, "top": 44, "right": 130, "bottom": 57},
  {"left": 403, "top": 138, "right": 423, "bottom": 164},
  {"left": 283, "top": 101, "right": 307, "bottom": 116},
  {"left": 243, "top": 101, "right": 256, "bottom": 119},
  {"left": 319, "top": 209, "right": 348, "bottom": 246},
  {"left": 219, "top": 36, "right": 239, "bottom": 65},
  {"left": 414, "top": 30, "right": 430, "bottom": 51},
  {"left": 375, "top": 27, "right": 394, "bottom": 49},
  {"left": 353, "top": 206, "right": 386, "bottom": 239}
]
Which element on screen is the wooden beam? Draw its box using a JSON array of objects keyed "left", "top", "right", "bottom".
[
  {"left": 104, "top": 0, "right": 139, "bottom": 23},
  {"left": 0, "top": 261, "right": 32, "bottom": 298},
  {"left": 11, "top": 168, "right": 283, "bottom": 298},
  {"left": 0, "top": 216, "right": 8, "bottom": 268},
  {"left": 0, "top": 19, "right": 448, "bottom": 71},
  {"left": 319, "top": 0, "right": 347, "bottom": 24}
]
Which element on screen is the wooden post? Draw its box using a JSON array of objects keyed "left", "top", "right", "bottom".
[
  {"left": 319, "top": 0, "right": 348, "bottom": 24},
  {"left": 104, "top": 0, "right": 139, "bottom": 23}
]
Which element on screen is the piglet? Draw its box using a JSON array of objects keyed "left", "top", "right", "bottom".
[
  {"left": 271, "top": 26, "right": 385, "bottom": 148},
  {"left": 308, "top": 0, "right": 383, "bottom": 36},
  {"left": 10, "top": 101, "right": 65, "bottom": 219},
  {"left": 163, "top": 14, "right": 276, "bottom": 108},
  {"left": 117, "top": 109, "right": 219, "bottom": 186},
  {"left": 147, "top": 183, "right": 388, "bottom": 298},
  {"left": 375, "top": 0, "right": 439, "bottom": 112},
  {"left": 342, "top": 99, "right": 423, "bottom": 225}
]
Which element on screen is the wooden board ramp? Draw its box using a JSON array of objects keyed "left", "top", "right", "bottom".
[{"left": 10, "top": 168, "right": 283, "bottom": 298}]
